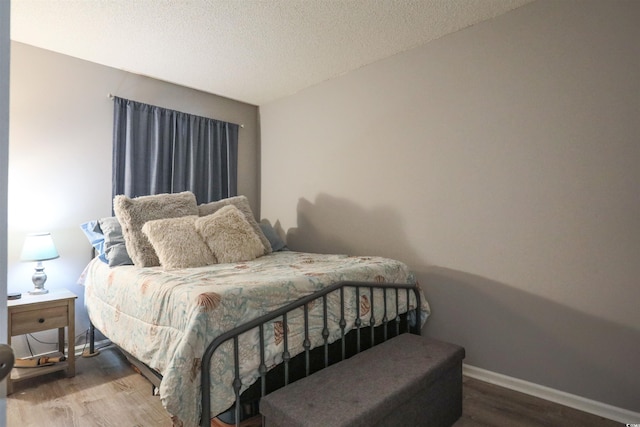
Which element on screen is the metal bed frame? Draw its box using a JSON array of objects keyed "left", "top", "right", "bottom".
[
  {"left": 89, "top": 280, "right": 422, "bottom": 427},
  {"left": 200, "top": 280, "right": 422, "bottom": 427}
]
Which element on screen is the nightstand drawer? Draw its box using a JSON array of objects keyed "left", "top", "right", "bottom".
[{"left": 11, "top": 306, "right": 69, "bottom": 335}]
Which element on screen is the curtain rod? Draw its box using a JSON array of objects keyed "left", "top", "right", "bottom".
[{"left": 107, "top": 93, "right": 245, "bottom": 128}]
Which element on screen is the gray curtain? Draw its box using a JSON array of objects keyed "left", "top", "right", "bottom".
[{"left": 112, "top": 96, "right": 239, "bottom": 203}]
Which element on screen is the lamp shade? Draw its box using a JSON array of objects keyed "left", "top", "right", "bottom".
[{"left": 20, "top": 232, "right": 59, "bottom": 262}]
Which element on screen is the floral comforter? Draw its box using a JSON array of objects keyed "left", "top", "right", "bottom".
[{"left": 83, "top": 251, "right": 430, "bottom": 427}]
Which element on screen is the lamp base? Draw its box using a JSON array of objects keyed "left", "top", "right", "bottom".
[{"left": 31, "top": 262, "right": 49, "bottom": 295}]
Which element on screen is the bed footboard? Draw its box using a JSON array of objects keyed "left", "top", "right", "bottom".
[{"left": 200, "top": 281, "right": 422, "bottom": 427}]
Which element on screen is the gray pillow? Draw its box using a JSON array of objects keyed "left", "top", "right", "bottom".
[
  {"left": 259, "top": 219, "right": 288, "bottom": 252},
  {"left": 98, "top": 217, "right": 134, "bottom": 267}
]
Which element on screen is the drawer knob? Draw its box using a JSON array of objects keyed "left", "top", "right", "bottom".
[{"left": 38, "top": 318, "right": 45, "bottom": 323}]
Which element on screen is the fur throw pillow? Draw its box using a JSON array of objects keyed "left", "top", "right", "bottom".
[
  {"left": 113, "top": 191, "right": 198, "bottom": 267},
  {"left": 196, "top": 205, "right": 265, "bottom": 264},
  {"left": 197, "top": 195, "right": 272, "bottom": 256},
  {"left": 142, "top": 216, "right": 216, "bottom": 269}
]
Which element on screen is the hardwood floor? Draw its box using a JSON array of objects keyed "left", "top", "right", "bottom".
[
  {"left": 455, "top": 377, "right": 619, "bottom": 427},
  {"left": 7, "top": 346, "right": 171, "bottom": 427},
  {"left": 7, "top": 346, "right": 620, "bottom": 426}
]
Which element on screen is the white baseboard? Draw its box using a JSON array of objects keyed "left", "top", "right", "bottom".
[{"left": 463, "top": 364, "right": 640, "bottom": 424}]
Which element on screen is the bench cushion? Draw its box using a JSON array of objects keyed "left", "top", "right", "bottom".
[{"left": 260, "top": 333, "right": 465, "bottom": 427}]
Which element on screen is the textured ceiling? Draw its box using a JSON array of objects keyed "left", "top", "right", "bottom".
[{"left": 11, "top": 0, "right": 533, "bottom": 106}]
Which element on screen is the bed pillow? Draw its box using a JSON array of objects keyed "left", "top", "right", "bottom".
[
  {"left": 259, "top": 219, "right": 288, "bottom": 252},
  {"left": 142, "top": 215, "right": 216, "bottom": 269},
  {"left": 98, "top": 217, "right": 134, "bottom": 267},
  {"left": 113, "top": 191, "right": 199, "bottom": 267},
  {"left": 197, "top": 195, "right": 272, "bottom": 256},
  {"left": 196, "top": 205, "right": 265, "bottom": 264},
  {"left": 80, "top": 220, "right": 107, "bottom": 263}
]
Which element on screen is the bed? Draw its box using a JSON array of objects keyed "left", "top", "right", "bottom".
[{"left": 81, "top": 192, "right": 430, "bottom": 427}]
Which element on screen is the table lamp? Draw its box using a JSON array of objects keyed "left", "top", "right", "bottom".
[{"left": 20, "top": 232, "right": 59, "bottom": 295}]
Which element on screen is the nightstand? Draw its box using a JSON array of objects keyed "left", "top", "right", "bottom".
[{"left": 7, "top": 289, "right": 77, "bottom": 394}]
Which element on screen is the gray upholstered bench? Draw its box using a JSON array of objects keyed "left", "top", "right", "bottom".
[{"left": 260, "top": 333, "right": 465, "bottom": 427}]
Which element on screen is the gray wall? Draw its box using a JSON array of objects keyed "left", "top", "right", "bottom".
[
  {"left": 260, "top": 0, "right": 640, "bottom": 412},
  {"left": 7, "top": 42, "right": 260, "bottom": 356}
]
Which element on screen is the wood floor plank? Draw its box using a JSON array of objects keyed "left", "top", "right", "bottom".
[
  {"left": 456, "top": 376, "right": 620, "bottom": 427},
  {"left": 7, "top": 346, "right": 172, "bottom": 427},
  {"left": 7, "top": 346, "right": 621, "bottom": 426}
]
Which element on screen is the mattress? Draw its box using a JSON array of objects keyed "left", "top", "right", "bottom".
[{"left": 83, "top": 251, "right": 430, "bottom": 427}]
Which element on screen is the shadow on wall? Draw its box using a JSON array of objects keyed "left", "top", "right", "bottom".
[
  {"left": 285, "top": 193, "right": 425, "bottom": 270},
  {"left": 422, "top": 266, "right": 640, "bottom": 412},
  {"left": 283, "top": 194, "right": 639, "bottom": 412}
]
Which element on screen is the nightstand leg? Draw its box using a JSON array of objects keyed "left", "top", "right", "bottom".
[
  {"left": 58, "top": 327, "right": 65, "bottom": 355},
  {"left": 67, "top": 300, "right": 75, "bottom": 377}
]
